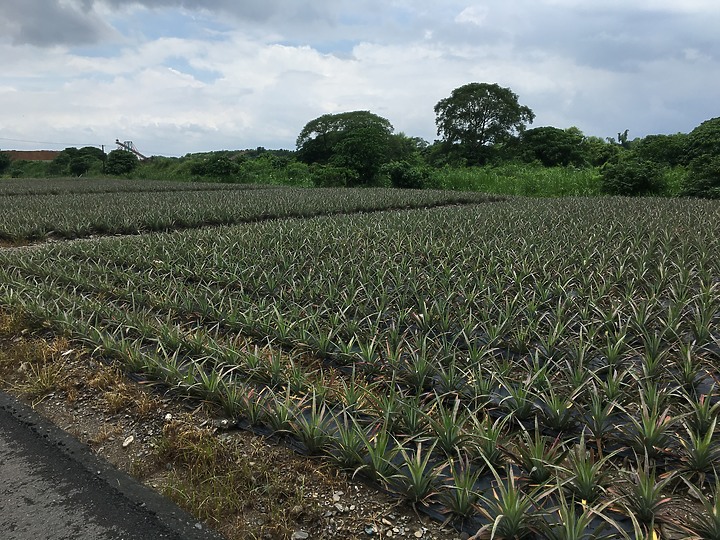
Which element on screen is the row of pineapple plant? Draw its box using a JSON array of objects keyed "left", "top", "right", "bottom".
[
  {"left": 1, "top": 195, "right": 718, "bottom": 537},
  {"left": 0, "top": 184, "right": 497, "bottom": 241}
]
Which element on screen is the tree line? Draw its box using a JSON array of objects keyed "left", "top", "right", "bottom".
[
  {"left": 292, "top": 82, "right": 719, "bottom": 197},
  {"left": 2, "top": 82, "right": 718, "bottom": 197}
]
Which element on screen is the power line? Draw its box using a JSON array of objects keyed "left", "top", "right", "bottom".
[{"left": 0, "top": 137, "right": 103, "bottom": 148}]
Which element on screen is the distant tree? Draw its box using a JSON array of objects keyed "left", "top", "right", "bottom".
[
  {"left": 581, "top": 136, "right": 622, "bottom": 167},
  {"left": 49, "top": 147, "right": 77, "bottom": 175},
  {"left": 682, "top": 154, "right": 720, "bottom": 198},
  {"left": 78, "top": 146, "right": 106, "bottom": 161},
  {"left": 105, "top": 149, "right": 138, "bottom": 175},
  {"left": 189, "top": 155, "right": 239, "bottom": 179},
  {"left": 297, "top": 111, "right": 394, "bottom": 185},
  {"left": 0, "top": 152, "right": 10, "bottom": 174},
  {"left": 381, "top": 160, "right": 432, "bottom": 189},
  {"left": 600, "top": 155, "right": 665, "bottom": 196},
  {"left": 616, "top": 129, "right": 630, "bottom": 148},
  {"left": 675, "top": 117, "right": 720, "bottom": 197},
  {"left": 518, "top": 126, "right": 587, "bottom": 167},
  {"left": 49, "top": 146, "right": 103, "bottom": 176},
  {"left": 684, "top": 117, "right": 720, "bottom": 164},
  {"left": 434, "top": 82, "right": 535, "bottom": 164},
  {"left": 69, "top": 156, "right": 94, "bottom": 176},
  {"left": 330, "top": 124, "right": 392, "bottom": 183},
  {"left": 387, "top": 133, "right": 429, "bottom": 163},
  {"left": 633, "top": 133, "right": 688, "bottom": 167}
]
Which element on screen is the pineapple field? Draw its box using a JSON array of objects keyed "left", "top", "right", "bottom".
[{"left": 0, "top": 179, "right": 718, "bottom": 539}]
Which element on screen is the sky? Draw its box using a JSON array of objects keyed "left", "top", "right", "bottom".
[{"left": 1, "top": 0, "right": 718, "bottom": 157}]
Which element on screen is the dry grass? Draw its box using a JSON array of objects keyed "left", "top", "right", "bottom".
[
  {"left": 0, "top": 312, "right": 76, "bottom": 403},
  {"left": 155, "top": 419, "right": 325, "bottom": 539},
  {"left": 88, "top": 423, "right": 124, "bottom": 446}
]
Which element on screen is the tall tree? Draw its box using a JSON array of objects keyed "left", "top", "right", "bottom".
[
  {"left": 434, "top": 82, "right": 534, "bottom": 164},
  {"left": 296, "top": 111, "right": 394, "bottom": 185}
]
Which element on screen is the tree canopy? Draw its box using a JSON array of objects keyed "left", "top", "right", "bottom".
[
  {"left": 632, "top": 133, "right": 688, "bottom": 167},
  {"left": 49, "top": 146, "right": 105, "bottom": 176},
  {"left": 0, "top": 152, "right": 10, "bottom": 174},
  {"left": 105, "top": 149, "right": 138, "bottom": 175},
  {"left": 296, "top": 111, "right": 394, "bottom": 185},
  {"left": 518, "top": 126, "right": 587, "bottom": 167},
  {"left": 434, "top": 82, "right": 535, "bottom": 164},
  {"left": 685, "top": 117, "right": 720, "bottom": 163}
]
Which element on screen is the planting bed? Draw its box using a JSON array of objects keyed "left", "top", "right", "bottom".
[
  {"left": 0, "top": 186, "right": 718, "bottom": 538},
  {"left": 0, "top": 179, "right": 499, "bottom": 242}
]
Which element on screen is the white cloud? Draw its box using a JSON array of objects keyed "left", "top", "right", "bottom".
[
  {"left": 0, "top": 1, "right": 718, "bottom": 154},
  {"left": 455, "top": 6, "right": 488, "bottom": 26}
]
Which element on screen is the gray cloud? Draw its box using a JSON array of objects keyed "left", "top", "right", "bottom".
[
  {"left": 1, "top": 0, "right": 718, "bottom": 153},
  {"left": 1, "top": 0, "right": 114, "bottom": 47},
  {"left": 101, "top": 0, "right": 338, "bottom": 30},
  {"left": 440, "top": 2, "right": 720, "bottom": 71}
]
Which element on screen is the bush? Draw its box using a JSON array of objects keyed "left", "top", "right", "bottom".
[
  {"left": 189, "top": 155, "right": 239, "bottom": 179},
  {"left": 600, "top": 156, "right": 665, "bottom": 196},
  {"left": 106, "top": 150, "right": 139, "bottom": 175},
  {"left": 682, "top": 155, "right": 720, "bottom": 198},
  {"left": 518, "top": 126, "right": 587, "bottom": 167},
  {"left": 284, "top": 161, "right": 312, "bottom": 186},
  {"left": 69, "top": 156, "right": 95, "bottom": 176},
  {"left": 310, "top": 165, "right": 358, "bottom": 187},
  {"left": 685, "top": 117, "right": 720, "bottom": 164},
  {"left": 381, "top": 161, "right": 431, "bottom": 189},
  {"left": 0, "top": 152, "right": 10, "bottom": 174}
]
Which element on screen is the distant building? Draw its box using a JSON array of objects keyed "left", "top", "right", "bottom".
[{"left": 4, "top": 150, "right": 61, "bottom": 161}]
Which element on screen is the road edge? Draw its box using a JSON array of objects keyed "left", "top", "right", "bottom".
[{"left": 0, "top": 389, "right": 224, "bottom": 540}]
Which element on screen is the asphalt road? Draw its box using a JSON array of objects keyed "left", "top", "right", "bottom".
[{"left": 0, "top": 390, "right": 223, "bottom": 540}]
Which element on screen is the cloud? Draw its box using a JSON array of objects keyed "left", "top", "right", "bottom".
[
  {"left": 0, "top": 0, "right": 718, "bottom": 155},
  {"left": 1, "top": 0, "right": 116, "bottom": 46},
  {"left": 455, "top": 6, "right": 489, "bottom": 26}
]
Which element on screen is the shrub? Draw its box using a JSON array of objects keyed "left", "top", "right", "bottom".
[
  {"left": 682, "top": 155, "right": 720, "bottom": 198},
  {"left": 106, "top": 150, "right": 139, "bottom": 175},
  {"left": 310, "top": 165, "right": 358, "bottom": 187},
  {"left": 0, "top": 152, "right": 10, "bottom": 174},
  {"left": 600, "top": 156, "right": 665, "bottom": 196},
  {"left": 381, "top": 160, "right": 431, "bottom": 189},
  {"left": 69, "top": 156, "right": 95, "bottom": 177},
  {"left": 284, "top": 161, "right": 312, "bottom": 186}
]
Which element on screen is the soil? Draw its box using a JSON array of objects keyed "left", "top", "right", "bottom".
[{"left": 4, "top": 150, "right": 61, "bottom": 162}]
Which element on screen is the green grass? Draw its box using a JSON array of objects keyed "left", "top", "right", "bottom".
[{"left": 431, "top": 163, "right": 602, "bottom": 196}]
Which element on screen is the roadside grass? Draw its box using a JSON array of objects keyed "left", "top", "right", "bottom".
[
  {"left": 156, "top": 419, "right": 324, "bottom": 539},
  {"left": 0, "top": 311, "right": 74, "bottom": 402},
  {"left": 0, "top": 312, "right": 158, "bottom": 416}
]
